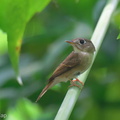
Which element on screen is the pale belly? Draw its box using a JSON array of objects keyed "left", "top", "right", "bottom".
[{"left": 52, "top": 53, "right": 93, "bottom": 86}]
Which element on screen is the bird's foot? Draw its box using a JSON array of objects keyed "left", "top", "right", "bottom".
[
  {"left": 73, "top": 78, "right": 84, "bottom": 86},
  {"left": 69, "top": 78, "right": 84, "bottom": 89}
]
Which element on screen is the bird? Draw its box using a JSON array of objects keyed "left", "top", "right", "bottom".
[{"left": 36, "top": 38, "right": 95, "bottom": 102}]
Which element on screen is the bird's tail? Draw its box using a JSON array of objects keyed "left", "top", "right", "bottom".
[{"left": 35, "top": 81, "right": 54, "bottom": 102}]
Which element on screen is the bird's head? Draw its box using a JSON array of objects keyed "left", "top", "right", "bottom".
[{"left": 66, "top": 38, "right": 95, "bottom": 53}]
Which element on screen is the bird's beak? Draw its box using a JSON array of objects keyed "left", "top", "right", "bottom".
[{"left": 66, "top": 40, "right": 75, "bottom": 44}]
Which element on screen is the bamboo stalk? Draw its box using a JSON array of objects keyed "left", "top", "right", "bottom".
[{"left": 54, "top": 0, "right": 119, "bottom": 120}]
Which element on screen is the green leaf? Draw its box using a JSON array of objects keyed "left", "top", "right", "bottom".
[
  {"left": 0, "top": 0, "right": 50, "bottom": 85},
  {"left": 117, "top": 33, "right": 120, "bottom": 39},
  {"left": 6, "top": 99, "right": 42, "bottom": 120},
  {"left": 6, "top": 99, "right": 54, "bottom": 120},
  {"left": 0, "top": 30, "right": 7, "bottom": 55}
]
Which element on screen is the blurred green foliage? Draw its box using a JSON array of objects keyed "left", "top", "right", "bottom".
[{"left": 0, "top": 0, "right": 120, "bottom": 120}]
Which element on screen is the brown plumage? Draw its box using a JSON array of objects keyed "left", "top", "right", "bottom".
[{"left": 36, "top": 38, "right": 95, "bottom": 102}]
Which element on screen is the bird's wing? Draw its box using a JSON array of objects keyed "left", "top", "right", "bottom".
[
  {"left": 48, "top": 51, "right": 80, "bottom": 82},
  {"left": 36, "top": 52, "right": 80, "bottom": 102}
]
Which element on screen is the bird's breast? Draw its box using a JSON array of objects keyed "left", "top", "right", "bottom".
[{"left": 78, "top": 52, "right": 93, "bottom": 73}]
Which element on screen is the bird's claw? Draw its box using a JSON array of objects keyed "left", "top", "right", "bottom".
[{"left": 69, "top": 78, "right": 84, "bottom": 89}]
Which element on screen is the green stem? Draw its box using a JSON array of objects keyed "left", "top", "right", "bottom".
[{"left": 54, "top": 0, "right": 119, "bottom": 120}]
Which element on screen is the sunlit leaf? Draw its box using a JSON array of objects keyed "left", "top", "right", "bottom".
[
  {"left": 6, "top": 99, "right": 54, "bottom": 120},
  {"left": 0, "top": 0, "right": 51, "bottom": 85},
  {"left": 0, "top": 30, "right": 7, "bottom": 55},
  {"left": 6, "top": 99, "right": 42, "bottom": 120},
  {"left": 117, "top": 33, "right": 120, "bottom": 39}
]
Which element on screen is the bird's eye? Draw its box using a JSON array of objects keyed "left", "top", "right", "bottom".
[{"left": 79, "top": 39, "right": 86, "bottom": 44}]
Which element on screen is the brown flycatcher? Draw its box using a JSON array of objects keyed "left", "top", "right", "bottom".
[{"left": 36, "top": 38, "right": 95, "bottom": 102}]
